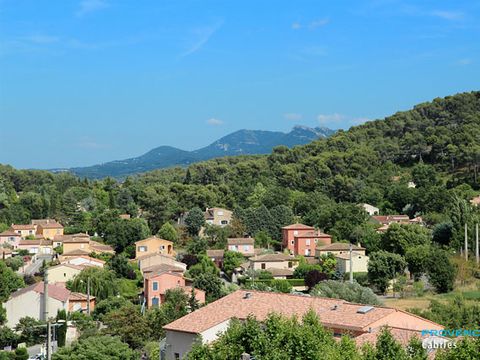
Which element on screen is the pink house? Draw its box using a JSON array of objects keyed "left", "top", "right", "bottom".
[
  {"left": 0, "top": 230, "right": 22, "bottom": 249},
  {"left": 144, "top": 271, "right": 205, "bottom": 308},
  {"left": 227, "top": 238, "right": 254, "bottom": 256},
  {"left": 282, "top": 224, "right": 332, "bottom": 256}
]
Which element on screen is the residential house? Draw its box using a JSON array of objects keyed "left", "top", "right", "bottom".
[
  {"left": 62, "top": 235, "right": 91, "bottom": 254},
  {"left": 248, "top": 253, "right": 298, "bottom": 272},
  {"left": 227, "top": 238, "right": 255, "bottom": 256},
  {"left": 136, "top": 252, "right": 186, "bottom": 272},
  {"left": 119, "top": 214, "right": 131, "bottom": 220},
  {"left": 47, "top": 263, "right": 84, "bottom": 284},
  {"left": 32, "top": 219, "right": 64, "bottom": 239},
  {"left": 60, "top": 249, "right": 92, "bottom": 261},
  {"left": 3, "top": 282, "right": 95, "bottom": 327},
  {"left": 17, "top": 239, "right": 53, "bottom": 255},
  {"left": 371, "top": 215, "right": 423, "bottom": 232},
  {"left": 68, "top": 292, "right": 96, "bottom": 313},
  {"left": 61, "top": 255, "right": 105, "bottom": 268},
  {"left": 10, "top": 224, "right": 36, "bottom": 238},
  {"left": 142, "top": 263, "right": 185, "bottom": 277},
  {"left": 135, "top": 236, "right": 174, "bottom": 259},
  {"left": 0, "top": 230, "right": 22, "bottom": 249},
  {"left": 1, "top": 248, "right": 13, "bottom": 259},
  {"left": 162, "top": 290, "right": 443, "bottom": 359},
  {"left": 359, "top": 203, "right": 379, "bottom": 216},
  {"left": 143, "top": 270, "right": 205, "bottom": 308},
  {"left": 282, "top": 224, "right": 332, "bottom": 256},
  {"left": 316, "top": 243, "right": 366, "bottom": 258},
  {"left": 205, "top": 207, "right": 232, "bottom": 227},
  {"left": 89, "top": 240, "right": 115, "bottom": 254},
  {"left": 335, "top": 252, "right": 369, "bottom": 273},
  {"left": 206, "top": 249, "right": 224, "bottom": 268}
]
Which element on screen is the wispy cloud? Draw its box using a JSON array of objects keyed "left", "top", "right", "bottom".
[
  {"left": 284, "top": 113, "right": 302, "bottom": 121},
  {"left": 206, "top": 118, "right": 224, "bottom": 126},
  {"left": 77, "top": 137, "right": 109, "bottom": 150},
  {"left": 309, "top": 18, "right": 330, "bottom": 29},
  {"left": 76, "top": 0, "right": 109, "bottom": 17},
  {"left": 24, "top": 34, "right": 60, "bottom": 44},
  {"left": 317, "top": 113, "right": 369, "bottom": 128},
  {"left": 182, "top": 21, "right": 223, "bottom": 57},
  {"left": 431, "top": 10, "right": 464, "bottom": 21},
  {"left": 291, "top": 18, "right": 330, "bottom": 30},
  {"left": 457, "top": 58, "right": 473, "bottom": 66}
]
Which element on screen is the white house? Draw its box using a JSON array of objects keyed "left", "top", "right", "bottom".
[{"left": 359, "top": 203, "right": 379, "bottom": 216}]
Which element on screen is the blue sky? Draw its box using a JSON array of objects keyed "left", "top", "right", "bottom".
[{"left": 0, "top": 0, "right": 479, "bottom": 169}]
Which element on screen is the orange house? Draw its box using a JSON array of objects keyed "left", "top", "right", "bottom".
[
  {"left": 282, "top": 224, "right": 332, "bottom": 256},
  {"left": 144, "top": 271, "right": 205, "bottom": 308},
  {"left": 135, "top": 236, "right": 174, "bottom": 259}
]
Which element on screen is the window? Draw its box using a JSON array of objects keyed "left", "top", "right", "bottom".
[
  {"left": 64, "top": 273, "right": 66, "bottom": 277},
  {"left": 221, "top": 220, "right": 228, "bottom": 225},
  {"left": 290, "top": 240, "right": 294, "bottom": 245},
  {"left": 306, "top": 239, "right": 311, "bottom": 246},
  {"left": 160, "top": 245, "right": 165, "bottom": 250},
  {"left": 29, "top": 230, "right": 33, "bottom": 234},
  {"left": 139, "top": 246, "right": 147, "bottom": 252},
  {"left": 218, "top": 211, "right": 224, "bottom": 216},
  {"left": 243, "top": 245, "right": 249, "bottom": 251},
  {"left": 152, "top": 282, "right": 158, "bottom": 291},
  {"left": 174, "top": 353, "right": 180, "bottom": 360},
  {"left": 152, "top": 297, "right": 159, "bottom": 307},
  {"left": 305, "top": 249, "right": 311, "bottom": 256},
  {"left": 288, "top": 261, "right": 292, "bottom": 268},
  {"left": 261, "top": 263, "right": 266, "bottom": 269},
  {"left": 293, "top": 231, "right": 298, "bottom": 235}
]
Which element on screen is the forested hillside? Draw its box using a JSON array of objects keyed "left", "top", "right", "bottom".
[{"left": 1, "top": 91, "right": 479, "bottom": 254}]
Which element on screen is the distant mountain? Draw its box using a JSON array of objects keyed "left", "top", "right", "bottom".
[{"left": 63, "top": 126, "right": 335, "bottom": 179}]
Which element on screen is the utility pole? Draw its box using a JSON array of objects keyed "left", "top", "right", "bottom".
[
  {"left": 87, "top": 277, "right": 91, "bottom": 316},
  {"left": 465, "top": 223, "right": 468, "bottom": 261},
  {"left": 349, "top": 243, "right": 353, "bottom": 284},
  {"left": 44, "top": 271, "right": 52, "bottom": 360},
  {"left": 476, "top": 223, "right": 479, "bottom": 265}
]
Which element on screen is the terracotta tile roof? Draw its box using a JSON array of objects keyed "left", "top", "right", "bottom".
[
  {"left": 18, "top": 239, "right": 53, "bottom": 246},
  {"left": 89, "top": 241, "right": 114, "bottom": 253},
  {"left": 335, "top": 252, "right": 368, "bottom": 260},
  {"left": 295, "top": 231, "right": 331, "bottom": 238},
  {"left": 317, "top": 243, "right": 365, "bottom": 252},
  {"left": 164, "top": 290, "right": 397, "bottom": 334},
  {"left": 281, "top": 223, "right": 315, "bottom": 230},
  {"left": 54, "top": 233, "right": 90, "bottom": 242},
  {"left": 206, "top": 249, "right": 225, "bottom": 258},
  {"left": 11, "top": 224, "right": 36, "bottom": 231},
  {"left": 9, "top": 282, "right": 70, "bottom": 302},
  {"left": 227, "top": 238, "right": 254, "bottom": 246},
  {"left": 135, "top": 236, "right": 173, "bottom": 246},
  {"left": 69, "top": 292, "right": 95, "bottom": 301},
  {"left": 144, "top": 270, "right": 185, "bottom": 280},
  {"left": 36, "top": 222, "right": 64, "bottom": 229},
  {"left": 136, "top": 252, "right": 176, "bottom": 261},
  {"left": 248, "top": 253, "right": 295, "bottom": 262},
  {"left": 48, "top": 263, "right": 84, "bottom": 271},
  {"left": 62, "top": 249, "right": 91, "bottom": 256},
  {"left": 267, "top": 268, "right": 294, "bottom": 277},
  {"left": 142, "top": 264, "right": 185, "bottom": 274},
  {"left": 31, "top": 219, "right": 63, "bottom": 227},
  {"left": 0, "top": 230, "right": 21, "bottom": 237},
  {"left": 62, "top": 255, "right": 106, "bottom": 264}
]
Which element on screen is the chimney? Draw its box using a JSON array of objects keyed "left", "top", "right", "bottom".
[{"left": 243, "top": 292, "right": 252, "bottom": 300}]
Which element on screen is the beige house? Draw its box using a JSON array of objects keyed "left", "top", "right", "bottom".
[
  {"left": 136, "top": 252, "right": 186, "bottom": 272},
  {"left": 315, "top": 243, "right": 366, "bottom": 258},
  {"left": 248, "top": 253, "right": 298, "bottom": 272},
  {"left": 135, "top": 236, "right": 174, "bottom": 259},
  {"left": 205, "top": 208, "right": 232, "bottom": 227},
  {"left": 47, "top": 263, "right": 83, "bottom": 284},
  {"left": 335, "top": 252, "right": 369, "bottom": 273},
  {"left": 162, "top": 290, "right": 443, "bottom": 360},
  {"left": 17, "top": 239, "right": 53, "bottom": 255},
  {"left": 32, "top": 219, "right": 64, "bottom": 239},
  {"left": 11, "top": 224, "right": 36, "bottom": 238},
  {"left": 227, "top": 238, "right": 254, "bottom": 256},
  {"left": 63, "top": 236, "right": 91, "bottom": 254}
]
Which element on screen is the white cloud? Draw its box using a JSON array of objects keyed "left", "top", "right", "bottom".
[
  {"left": 182, "top": 21, "right": 223, "bottom": 57},
  {"left": 25, "top": 34, "right": 60, "bottom": 44},
  {"left": 206, "top": 118, "right": 224, "bottom": 126},
  {"left": 457, "top": 58, "right": 473, "bottom": 66},
  {"left": 291, "top": 22, "right": 301, "bottom": 30},
  {"left": 284, "top": 113, "right": 303, "bottom": 121},
  {"left": 76, "top": 0, "right": 109, "bottom": 17},
  {"left": 309, "top": 18, "right": 330, "bottom": 29},
  {"left": 317, "top": 113, "right": 370, "bottom": 127},
  {"left": 431, "top": 10, "right": 464, "bottom": 21}
]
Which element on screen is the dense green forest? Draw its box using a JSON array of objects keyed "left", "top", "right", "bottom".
[{"left": 1, "top": 91, "right": 479, "bottom": 255}]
